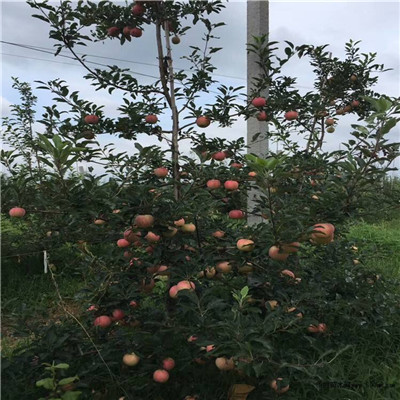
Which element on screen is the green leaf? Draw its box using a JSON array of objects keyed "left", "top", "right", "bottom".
[
  {"left": 54, "top": 363, "right": 70, "bottom": 369},
  {"left": 58, "top": 376, "right": 79, "bottom": 385},
  {"left": 36, "top": 378, "right": 55, "bottom": 390},
  {"left": 380, "top": 118, "right": 398, "bottom": 135},
  {"left": 61, "top": 392, "right": 82, "bottom": 400},
  {"left": 240, "top": 286, "right": 249, "bottom": 298}
]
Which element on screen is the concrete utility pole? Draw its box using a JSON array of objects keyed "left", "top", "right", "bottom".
[{"left": 247, "top": 0, "right": 269, "bottom": 225}]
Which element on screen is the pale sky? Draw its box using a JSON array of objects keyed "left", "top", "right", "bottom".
[{"left": 1, "top": 1, "right": 399, "bottom": 174}]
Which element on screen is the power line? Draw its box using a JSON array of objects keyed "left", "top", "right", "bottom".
[{"left": 1, "top": 40, "right": 246, "bottom": 81}]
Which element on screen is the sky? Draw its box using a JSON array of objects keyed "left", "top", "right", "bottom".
[{"left": 1, "top": 0, "right": 399, "bottom": 174}]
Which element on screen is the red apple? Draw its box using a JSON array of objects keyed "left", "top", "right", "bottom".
[
  {"left": 212, "top": 230, "right": 225, "bottom": 238},
  {"left": 141, "top": 278, "right": 155, "bottom": 292},
  {"left": 117, "top": 239, "right": 131, "bottom": 248},
  {"left": 174, "top": 218, "right": 185, "bottom": 227},
  {"left": 187, "top": 335, "right": 198, "bottom": 342},
  {"left": 325, "top": 118, "right": 335, "bottom": 126},
  {"left": 124, "top": 229, "right": 141, "bottom": 242},
  {"left": 248, "top": 171, "right": 257, "bottom": 178},
  {"left": 112, "top": 309, "right": 125, "bottom": 320},
  {"left": 162, "top": 357, "right": 175, "bottom": 371},
  {"left": 123, "top": 352, "right": 140, "bottom": 366},
  {"left": 134, "top": 214, "right": 154, "bottom": 228},
  {"left": 107, "top": 27, "right": 120, "bottom": 37},
  {"left": 129, "top": 300, "right": 138, "bottom": 308},
  {"left": 256, "top": 111, "right": 268, "bottom": 121},
  {"left": 94, "top": 218, "right": 106, "bottom": 225},
  {"left": 350, "top": 74, "right": 357, "bottom": 82},
  {"left": 145, "top": 232, "right": 160, "bottom": 243},
  {"left": 351, "top": 100, "right": 360, "bottom": 108},
  {"left": 230, "top": 162, "right": 243, "bottom": 169},
  {"left": 176, "top": 280, "right": 196, "bottom": 291},
  {"left": 84, "top": 115, "right": 99, "bottom": 124},
  {"left": 229, "top": 210, "right": 244, "bottom": 219},
  {"left": 94, "top": 316, "right": 112, "bottom": 328},
  {"left": 131, "top": 3, "right": 145, "bottom": 16},
  {"left": 284, "top": 111, "right": 298, "bottom": 121},
  {"left": 9, "top": 207, "right": 26, "bottom": 218},
  {"left": 171, "top": 36, "right": 180, "bottom": 45},
  {"left": 224, "top": 180, "right": 239, "bottom": 191},
  {"left": 169, "top": 285, "right": 179, "bottom": 298},
  {"left": 310, "top": 223, "right": 335, "bottom": 244},
  {"left": 251, "top": 97, "right": 266, "bottom": 108},
  {"left": 123, "top": 26, "right": 132, "bottom": 36},
  {"left": 154, "top": 167, "right": 168, "bottom": 178},
  {"left": 196, "top": 116, "right": 210, "bottom": 128},
  {"left": 145, "top": 114, "right": 158, "bottom": 124},
  {"left": 130, "top": 28, "right": 142, "bottom": 37},
  {"left": 318, "top": 323, "right": 328, "bottom": 333},
  {"left": 269, "top": 246, "right": 288, "bottom": 261},
  {"left": 281, "top": 269, "right": 296, "bottom": 279},
  {"left": 237, "top": 239, "right": 255, "bottom": 252},
  {"left": 307, "top": 324, "right": 320, "bottom": 333},
  {"left": 153, "top": 369, "right": 169, "bottom": 383},
  {"left": 207, "top": 179, "right": 221, "bottom": 189},
  {"left": 216, "top": 261, "right": 232, "bottom": 273},
  {"left": 212, "top": 152, "right": 226, "bottom": 161}
]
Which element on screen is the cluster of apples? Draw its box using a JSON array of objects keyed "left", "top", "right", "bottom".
[
  {"left": 251, "top": 97, "right": 299, "bottom": 122},
  {"left": 206, "top": 179, "right": 239, "bottom": 191},
  {"left": 93, "top": 308, "right": 126, "bottom": 328}
]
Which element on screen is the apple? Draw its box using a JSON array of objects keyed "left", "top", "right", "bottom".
[
  {"left": 205, "top": 344, "right": 215, "bottom": 352},
  {"left": 344, "top": 105, "right": 352, "bottom": 113},
  {"left": 196, "top": 116, "right": 211, "bottom": 128},
  {"left": 268, "top": 246, "right": 289, "bottom": 261},
  {"left": 266, "top": 300, "right": 278, "bottom": 310},
  {"left": 256, "top": 111, "right": 268, "bottom": 121},
  {"left": 281, "top": 269, "right": 296, "bottom": 279},
  {"left": 176, "top": 280, "right": 196, "bottom": 291},
  {"left": 162, "top": 357, "right": 175, "bottom": 371},
  {"left": 134, "top": 214, "right": 154, "bottom": 228},
  {"left": 310, "top": 223, "right": 335, "bottom": 244},
  {"left": 9, "top": 207, "right": 26, "bottom": 218},
  {"left": 180, "top": 223, "right": 196, "bottom": 233},
  {"left": 318, "top": 323, "right": 328, "bottom": 333},
  {"left": 215, "top": 357, "right": 235, "bottom": 371},
  {"left": 84, "top": 115, "right": 99, "bottom": 124},
  {"left": 87, "top": 305, "right": 97, "bottom": 311},
  {"left": 284, "top": 111, "right": 298, "bottom": 121},
  {"left": 237, "top": 239, "right": 255, "bottom": 252},
  {"left": 207, "top": 179, "right": 221, "bottom": 189},
  {"left": 171, "top": 36, "right": 180, "bottom": 44},
  {"left": 153, "top": 369, "right": 169, "bottom": 383},
  {"left": 112, "top": 309, "right": 125, "bottom": 320},
  {"left": 224, "top": 180, "right": 239, "bottom": 191},
  {"left": 205, "top": 267, "right": 217, "bottom": 278},
  {"left": 129, "top": 300, "right": 138, "bottom": 308},
  {"left": 156, "top": 265, "right": 169, "bottom": 275},
  {"left": 94, "top": 316, "right": 112, "bottom": 328},
  {"left": 327, "top": 127, "right": 335, "bottom": 133},
  {"left": 130, "top": 28, "right": 142, "bottom": 37},
  {"left": 187, "top": 335, "right": 198, "bottom": 342},
  {"left": 107, "top": 26, "right": 120, "bottom": 37},
  {"left": 94, "top": 218, "right": 106, "bottom": 225},
  {"left": 350, "top": 74, "right": 357, "bottom": 82},
  {"left": 174, "top": 218, "right": 185, "bottom": 227},
  {"left": 212, "top": 230, "right": 225, "bottom": 238},
  {"left": 248, "top": 171, "right": 257, "bottom": 178},
  {"left": 216, "top": 261, "right": 232, "bottom": 273},
  {"left": 83, "top": 130, "right": 95, "bottom": 139},
  {"left": 154, "top": 167, "right": 168, "bottom": 178},
  {"left": 123, "top": 26, "right": 132, "bottom": 36},
  {"left": 117, "top": 239, "right": 131, "bottom": 248},
  {"left": 280, "top": 242, "right": 300, "bottom": 253},
  {"left": 124, "top": 229, "right": 140, "bottom": 242},
  {"left": 169, "top": 285, "right": 179, "bottom": 298},
  {"left": 145, "top": 232, "right": 160, "bottom": 243},
  {"left": 325, "top": 118, "right": 335, "bottom": 126},
  {"left": 336, "top": 108, "right": 344, "bottom": 115},
  {"left": 131, "top": 3, "right": 145, "bottom": 16},
  {"left": 351, "top": 100, "right": 360, "bottom": 108},
  {"left": 230, "top": 162, "right": 243, "bottom": 169},
  {"left": 270, "top": 378, "right": 289, "bottom": 394},
  {"left": 123, "top": 352, "right": 140, "bottom": 366},
  {"left": 229, "top": 210, "right": 244, "bottom": 219},
  {"left": 251, "top": 97, "right": 266, "bottom": 108},
  {"left": 212, "top": 151, "right": 226, "bottom": 161},
  {"left": 145, "top": 114, "right": 158, "bottom": 124}
]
